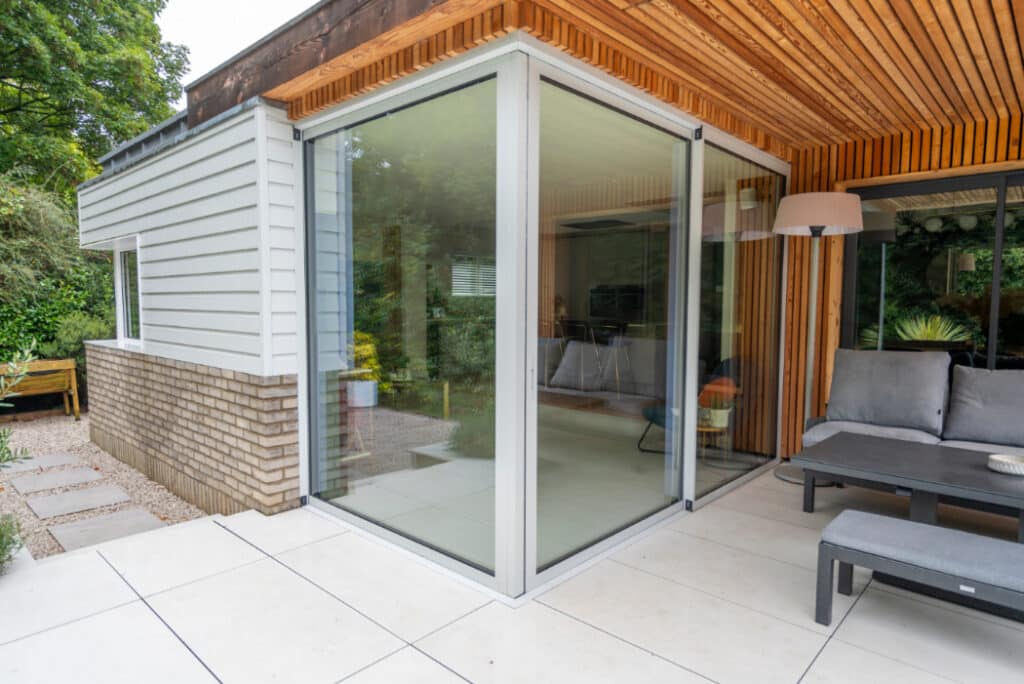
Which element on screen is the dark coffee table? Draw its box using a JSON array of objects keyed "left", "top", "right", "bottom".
[
  {"left": 793, "top": 432, "right": 1024, "bottom": 621},
  {"left": 792, "top": 432, "right": 1024, "bottom": 542}
]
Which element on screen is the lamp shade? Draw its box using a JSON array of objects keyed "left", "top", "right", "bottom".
[{"left": 773, "top": 192, "right": 863, "bottom": 237}]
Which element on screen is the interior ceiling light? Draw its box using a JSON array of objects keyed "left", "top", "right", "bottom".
[
  {"left": 924, "top": 216, "right": 944, "bottom": 233},
  {"left": 957, "top": 214, "right": 978, "bottom": 231}
]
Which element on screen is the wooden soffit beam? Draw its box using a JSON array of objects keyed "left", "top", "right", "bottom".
[{"left": 186, "top": 0, "right": 492, "bottom": 128}]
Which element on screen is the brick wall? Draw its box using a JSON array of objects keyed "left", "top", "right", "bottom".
[{"left": 85, "top": 343, "right": 300, "bottom": 514}]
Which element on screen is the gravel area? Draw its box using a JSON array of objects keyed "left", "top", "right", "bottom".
[{"left": 0, "top": 414, "right": 204, "bottom": 558}]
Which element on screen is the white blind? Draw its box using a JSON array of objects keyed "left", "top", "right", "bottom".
[{"left": 451, "top": 255, "right": 496, "bottom": 297}]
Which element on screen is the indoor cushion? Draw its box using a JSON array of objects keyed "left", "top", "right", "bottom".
[
  {"left": 538, "top": 337, "right": 564, "bottom": 386},
  {"left": 939, "top": 440, "right": 1024, "bottom": 458},
  {"left": 943, "top": 366, "right": 1024, "bottom": 447},
  {"left": 549, "top": 341, "right": 614, "bottom": 392},
  {"left": 802, "top": 420, "right": 940, "bottom": 449},
  {"left": 600, "top": 337, "right": 666, "bottom": 398},
  {"left": 826, "top": 349, "right": 949, "bottom": 435}
]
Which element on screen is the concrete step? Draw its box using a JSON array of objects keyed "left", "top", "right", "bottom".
[{"left": 2, "top": 452, "right": 80, "bottom": 475}]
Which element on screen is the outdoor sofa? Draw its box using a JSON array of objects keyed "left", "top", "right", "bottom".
[{"left": 803, "top": 348, "right": 1024, "bottom": 458}]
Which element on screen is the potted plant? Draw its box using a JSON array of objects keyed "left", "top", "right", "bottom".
[
  {"left": 699, "top": 393, "right": 735, "bottom": 429},
  {"left": 347, "top": 332, "right": 383, "bottom": 408}
]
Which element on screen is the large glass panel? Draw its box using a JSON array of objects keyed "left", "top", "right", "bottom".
[
  {"left": 854, "top": 189, "right": 998, "bottom": 366},
  {"left": 535, "top": 81, "right": 687, "bottom": 570},
  {"left": 309, "top": 80, "right": 498, "bottom": 571},
  {"left": 998, "top": 181, "right": 1024, "bottom": 367},
  {"left": 696, "top": 146, "right": 783, "bottom": 496}
]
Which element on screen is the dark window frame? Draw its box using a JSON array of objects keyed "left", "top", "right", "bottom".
[{"left": 842, "top": 170, "right": 1024, "bottom": 369}]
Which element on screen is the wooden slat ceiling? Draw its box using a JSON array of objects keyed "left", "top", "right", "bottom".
[{"left": 192, "top": 0, "right": 1024, "bottom": 158}]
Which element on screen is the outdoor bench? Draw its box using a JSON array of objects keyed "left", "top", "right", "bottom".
[
  {"left": 815, "top": 510, "right": 1024, "bottom": 626},
  {"left": 7, "top": 359, "right": 80, "bottom": 420}
]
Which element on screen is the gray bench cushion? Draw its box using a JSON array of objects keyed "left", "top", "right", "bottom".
[
  {"left": 823, "top": 510, "right": 1024, "bottom": 593},
  {"left": 940, "top": 440, "right": 1024, "bottom": 458},
  {"left": 827, "top": 349, "right": 949, "bottom": 436},
  {"left": 944, "top": 366, "right": 1024, "bottom": 447},
  {"left": 803, "top": 420, "right": 940, "bottom": 448}
]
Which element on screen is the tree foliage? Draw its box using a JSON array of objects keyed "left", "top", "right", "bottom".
[{"left": 0, "top": 0, "right": 188, "bottom": 198}]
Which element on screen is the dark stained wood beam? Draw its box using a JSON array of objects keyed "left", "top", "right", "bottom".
[{"left": 186, "top": 0, "right": 449, "bottom": 127}]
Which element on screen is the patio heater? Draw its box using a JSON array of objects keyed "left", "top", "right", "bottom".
[{"left": 772, "top": 192, "right": 863, "bottom": 484}]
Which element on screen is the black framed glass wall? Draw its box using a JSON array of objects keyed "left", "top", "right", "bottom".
[{"left": 843, "top": 171, "right": 1024, "bottom": 369}]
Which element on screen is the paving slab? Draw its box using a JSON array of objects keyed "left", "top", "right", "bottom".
[
  {"left": 12, "top": 467, "right": 103, "bottom": 494},
  {"left": 1, "top": 452, "right": 80, "bottom": 475},
  {"left": 49, "top": 508, "right": 165, "bottom": 551},
  {"left": 26, "top": 484, "right": 130, "bottom": 519}
]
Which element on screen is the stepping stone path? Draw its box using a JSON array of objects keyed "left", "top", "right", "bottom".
[
  {"left": 3, "top": 452, "right": 80, "bottom": 474},
  {"left": 12, "top": 467, "right": 103, "bottom": 495},
  {"left": 49, "top": 508, "right": 164, "bottom": 551},
  {"left": 5, "top": 451, "right": 168, "bottom": 553},
  {"left": 27, "top": 484, "right": 131, "bottom": 519}
]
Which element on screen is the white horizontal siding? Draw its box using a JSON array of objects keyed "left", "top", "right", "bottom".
[
  {"left": 78, "top": 106, "right": 269, "bottom": 375},
  {"left": 263, "top": 107, "right": 301, "bottom": 376}
]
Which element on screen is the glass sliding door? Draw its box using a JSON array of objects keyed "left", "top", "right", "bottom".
[
  {"left": 308, "top": 79, "right": 499, "bottom": 572},
  {"left": 696, "top": 145, "right": 784, "bottom": 496},
  {"left": 997, "top": 177, "right": 1024, "bottom": 365},
  {"left": 533, "top": 79, "right": 689, "bottom": 570}
]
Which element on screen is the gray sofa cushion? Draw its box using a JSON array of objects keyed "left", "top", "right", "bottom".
[
  {"left": 826, "top": 349, "right": 950, "bottom": 436},
  {"left": 549, "top": 341, "right": 613, "bottom": 392},
  {"left": 943, "top": 366, "right": 1024, "bottom": 447},
  {"left": 940, "top": 440, "right": 1024, "bottom": 458},
  {"left": 823, "top": 510, "right": 1024, "bottom": 593},
  {"left": 803, "top": 420, "right": 940, "bottom": 448},
  {"left": 601, "top": 337, "right": 667, "bottom": 399},
  {"left": 538, "top": 338, "right": 564, "bottom": 386}
]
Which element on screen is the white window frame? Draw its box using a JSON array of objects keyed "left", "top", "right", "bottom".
[
  {"left": 296, "top": 31, "right": 792, "bottom": 599},
  {"left": 113, "top": 236, "right": 142, "bottom": 345}
]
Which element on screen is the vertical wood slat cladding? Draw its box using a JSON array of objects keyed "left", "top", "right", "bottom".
[{"left": 781, "top": 117, "right": 1024, "bottom": 456}]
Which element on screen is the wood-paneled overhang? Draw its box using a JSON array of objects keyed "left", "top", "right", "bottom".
[{"left": 189, "top": 0, "right": 1024, "bottom": 454}]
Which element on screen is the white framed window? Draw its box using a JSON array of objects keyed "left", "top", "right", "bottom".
[
  {"left": 114, "top": 237, "right": 141, "bottom": 342},
  {"left": 451, "top": 255, "right": 497, "bottom": 297}
]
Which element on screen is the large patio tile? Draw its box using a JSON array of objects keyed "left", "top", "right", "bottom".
[
  {"left": 344, "top": 647, "right": 464, "bottom": 683},
  {"left": 218, "top": 507, "right": 347, "bottom": 555},
  {"left": 0, "top": 550, "right": 135, "bottom": 644},
  {"left": 148, "top": 558, "right": 402, "bottom": 683},
  {"left": 612, "top": 529, "right": 867, "bottom": 634},
  {"left": 99, "top": 517, "right": 264, "bottom": 596},
  {"left": 713, "top": 478, "right": 909, "bottom": 531},
  {"left": 669, "top": 505, "right": 823, "bottom": 570},
  {"left": 835, "top": 586, "right": 1024, "bottom": 682},
  {"left": 0, "top": 602, "right": 214, "bottom": 684},
  {"left": 278, "top": 532, "right": 490, "bottom": 642},
  {"left": 802, "top": 640, "right": 954, "bottom": 684},
  {"left": 539, "top": 559, "right": 826, "bottom": 683},
  {"left": 417, "top": 601, "right": 704, "bottom": 683}
]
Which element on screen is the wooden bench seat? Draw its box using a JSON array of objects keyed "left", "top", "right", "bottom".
[
  {"left": 816, "top": 510, "right": 1024, "bottom": 626},
  {"left": 8, "top": 359, "right": 80, "bottom": 420}
]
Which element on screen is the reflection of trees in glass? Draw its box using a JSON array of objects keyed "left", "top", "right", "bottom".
[{"left": 345, "top": 81, "right": 498, "bottom": 433}]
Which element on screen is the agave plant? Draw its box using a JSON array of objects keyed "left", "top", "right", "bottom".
[
  {"left": 894, "top": 315, "right": 972, "bottom": 342},
  {"left": 859, "top": 325, "right": 879, "bottom": 349}
]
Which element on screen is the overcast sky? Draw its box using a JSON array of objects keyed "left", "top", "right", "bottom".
[{"left": 159, "top": 0, "right": 321, "bottom": 110}]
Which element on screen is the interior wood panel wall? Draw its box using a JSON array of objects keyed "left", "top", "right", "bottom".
[
  {"left": 733, "top": 175, "right": 782, "bottom": 456},
  {"left": 780, "top": 118, "right": 1024, "bottom": 457}
]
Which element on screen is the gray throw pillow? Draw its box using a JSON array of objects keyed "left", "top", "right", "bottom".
[
  {"left": 549, "top": 341, "right": 611, "bottom": 392},
  {"left": 944, "top": 366, "right": 1024, "bottom": 447},
  {"left": 826, "top": 349, "right": 950, "bottom": 436},
  {"left": 537, "top": 338, "right": 564, "bottom": 386}
]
